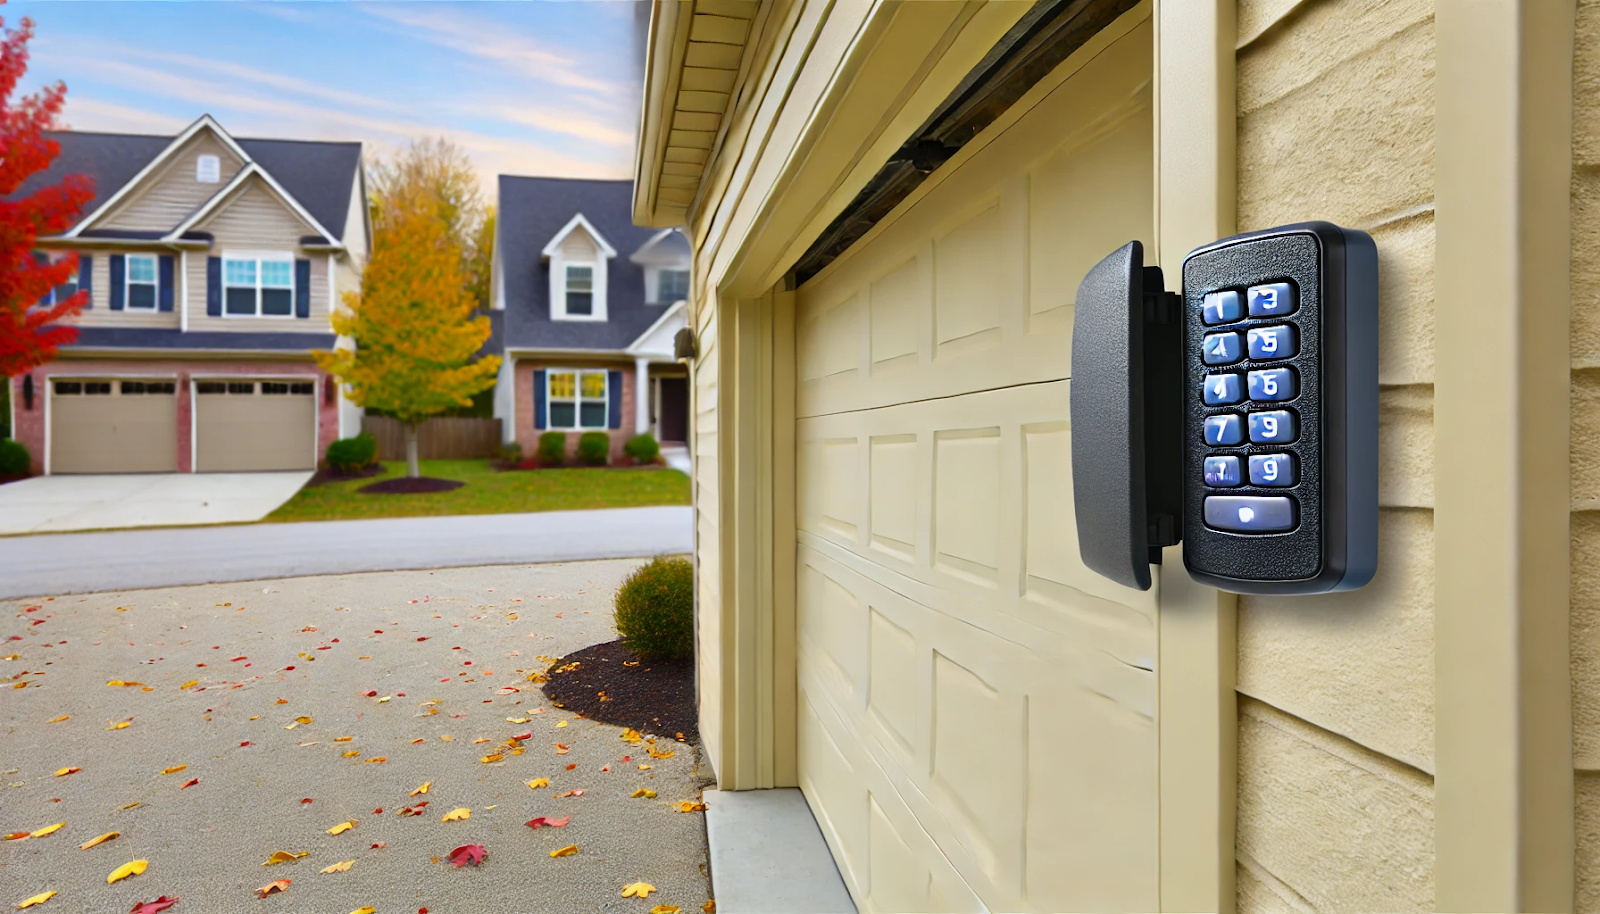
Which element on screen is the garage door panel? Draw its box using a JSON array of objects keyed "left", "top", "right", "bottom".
[
  {"left": 196, "top": 382, "right": 316, "bottom": 472},
  {"left": 50, "top": 381, "right": 177, "bottom": 474}
]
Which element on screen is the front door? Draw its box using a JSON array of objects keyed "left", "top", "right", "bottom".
[
  {"left": 658, "top": 377, "right": 688, "bottom": 443},
  {"left": 792, "top": 14, "right": 1157, "bottom": 912}
]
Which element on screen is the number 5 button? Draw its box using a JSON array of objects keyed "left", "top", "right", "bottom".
[{"left": 1246, "top": 325, "right": 1296, "bottom": 360}]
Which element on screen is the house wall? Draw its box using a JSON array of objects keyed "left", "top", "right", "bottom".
[
  {"left": 99, "top": 132, "right": 247, "bottom": 232},
  {"left": 68, "top": 249, "right": 183, "bottom": 329},
  {"left": 184, "top": 179, "right": 332, "bottom": 334},
  {"left": 1232, "top": 0, "right": 1437, "bottom": 910},
  {"left": 511, "top": 358, "right": 638, "bottom": 463},
  {"left": 7, "top": 358, "right": 334, "bottom": 475}
]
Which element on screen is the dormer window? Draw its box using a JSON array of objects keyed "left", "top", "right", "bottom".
[
  {"left": 196, "top": 154, "right": 221, "bottom": 183},
  {"left": 565, "top": 265, "right": 594, "bottom": 316},
  {"left": 543, "top": 213, "right": 616, "bottom": 322}
]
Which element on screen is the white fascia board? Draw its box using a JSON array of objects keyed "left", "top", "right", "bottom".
[
  {"left": 168, "top": 165, "right": 344, "bottom": 250},
  {"left": 69, "top": 114, "right": 253, "bottom": 238},
  {"left": 624, "top": 298, "right": 688, "bottom": 356},
  {"left": 540, "top": 213, "right": 618, "bottom": 260},
  {"left": 628, "top": 228, "right": 677, "bottom": 264},
  {"left": 164, "top": 163, "right": 260, "bottom": 239}
]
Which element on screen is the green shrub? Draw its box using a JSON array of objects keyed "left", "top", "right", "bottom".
[
  {"left": 537, "top": 432, "right": 567, "bottom": 467},
  {"left": 0, "top": 438, "right": 30, "bottom": 476},
  {"left": 325, "top": 433, "right": 378, "bottom": 473},
  {"left": 624, "top": 433, "right": 660, "bottom": 464},
  {"left": 500, "top": 442, "right": 524, "bottom": 463},
  {"left": 613, "top": 556, "right": 694, "bottom": 660},
  {"left": 577, "top": 431, "right": 610, "bottom": 466}
]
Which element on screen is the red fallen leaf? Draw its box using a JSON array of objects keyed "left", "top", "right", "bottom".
[
  {"left": 417, "top": 637, "right": 428, "bottom": 642},
  {"left": 524, "top": 816, "right": 570, "bottom": 829},
  {"left": 179, "top": 778, "right": 199, "bottom": 789},
  {"left": 240, "top": 741, "right": 251, "bottom": 747},
  {"left": 7, "top": 636, "right": 21, "bottom": 640},
  {"left": 513, "top": 732, "right": 532, "bottom": 741},
  {"left": 300, "top": 798, "right": 313, "bottom": 804},
  {"left": 447, "top": 844, "right": 486, "bottom": 867},
  {"left": 315, "top": 646, "right": 331, "bottom": 651},
  {"left": 374, "top": 630, "right": 383, "bottom": 634},
  {"left": 565, "top": 763, "right": 577, "bottom": 771},
  {"left": 420, "top": 909, "right": 429, "bottom": 914},
  {"left": 621, "top": 756, "right": 631, "bottom": 762},
  {"left": 129, "top": 896, "right": 179, "bottom": 914},
  {"left": 301, "top": 626, "right": 317, "bottom": 632},
  {"left": 230, "top": 656, "right": 247, "bottom": 662},
  {"left": 285, "top": 665, "right": 295, "bottom": 670},
  {"left": 373, "top": 808, "right": 383, "bottom": 815},
  {"left": 360, "top": 690, "right": 377, "bottom": 697},
  {"left": 371, "top": 842, "right": 387, "bottom": 849},
  {"left": 331, "top": 639, "right": 339, "bottom": 643}
]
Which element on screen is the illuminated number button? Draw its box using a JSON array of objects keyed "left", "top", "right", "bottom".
[
  {"left": 1248, "top": 409, "right": 1297, "bottom": 444},
  {"left": 1247, "top": 368, "right": 1296, "bottom": 402},
  {"left": 1248, "top": 453, "right": 1296, "bottom": 487},
  {"left": 1204, "top": 496, "right": 1296, "bottom": 533},
  {"left": 1203, "top": 373, "right": 1242, "bottom": 406},
  {"left": 1202, "top": 290, "right": 1242, "bottom": 325},
  {"left": 1204, "top": 456, "right": 1241, "bottom": 488},
  {"left": 1203, "top": 414, "right": 1243, "bottom": 446},
  {"left": 1247, "top": 282, "right": 1296, "bottom": 317},
  {"left": 1202, "top": 332, "right": 1242, "bottom": 365},
  {"left": 1246, "top": 325, "right": 1296, "bottom": 360}
]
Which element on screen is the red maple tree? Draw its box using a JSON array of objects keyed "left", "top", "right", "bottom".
[{"left": 0, "top": 5, "right": 93, "bottom": 378}]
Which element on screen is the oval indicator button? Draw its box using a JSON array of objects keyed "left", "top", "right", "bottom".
[{"left": 1203, "top": 495, "right": 1296, "bottom": 533}]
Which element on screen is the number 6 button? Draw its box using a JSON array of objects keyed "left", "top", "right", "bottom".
[{"left": 1247, "top": 368, "right": 1296, "bottom": 402}]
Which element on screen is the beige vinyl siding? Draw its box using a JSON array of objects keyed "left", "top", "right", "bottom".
[
  {"left": 693, "top": 288, "right": 723, "bottom": 773},
  {"left": 183, "top": 178, "right": 332, "bottom": 334},
  {"left": 561, "top": 229, "right": 601, "bottom": 260},
  {"left": 1234, "top": 0, "right": 1437, "bottom": 911},
  {"left": 98, "top": 133, "right": 247, "bottom": 233},
  {"left": 68, "top": 251, "right": 179, "bottom": 329},
  {"left": 1574, "top": 0, "right": 1600, "bottom": 909}
]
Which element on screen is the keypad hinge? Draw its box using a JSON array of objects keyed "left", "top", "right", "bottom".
[{"left": 1143, "top": 290, "right": 1181, "bottom": 324}]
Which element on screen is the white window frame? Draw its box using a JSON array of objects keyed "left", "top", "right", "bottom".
[
  {"left": 125, "top": 254, "right": 158, "bottom": 310},
  {"left": 543, "top": 214, "right": 615, "bottom": 322},
  {"left": 220, "top": 250, "right": 295, "bottom": 319},
  {"left": 40, "top": 253, "right": 79, "bottom": 307},
  {"left": 196, "top": 154, "right": 221, "bottom": 184},
  {"left": 545, "top": 368, "right": 610, "bottom": 431}
]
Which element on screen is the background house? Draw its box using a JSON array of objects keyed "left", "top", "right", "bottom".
[
  {"left": 490, "top": 176, "right": 690, "bottom": 464},
  {"left": 5, "top": 115, "right": 367, "bottom": 475}
]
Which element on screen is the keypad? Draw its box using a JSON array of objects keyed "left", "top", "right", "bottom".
[{"left": 1197, "top": 278, "right": 1304, "bottom": 534}]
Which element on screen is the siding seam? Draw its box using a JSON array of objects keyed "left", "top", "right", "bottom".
[
  {"left": 1236, "top": 15, "right": 1435, "bottom": 117},
  {"left": 1236, "top": 850, "right": 1318, "bottom": 914},
  {"left": 1239, "top": 694, "right": 1435, "bottom": 789}
]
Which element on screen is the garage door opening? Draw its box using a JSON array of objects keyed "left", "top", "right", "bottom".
[
  {"left": 50, "top": 378, "right": 179, "bottom": 474},
  {"left": 195, "top": 379, "right": 317, "bottom": 472}
]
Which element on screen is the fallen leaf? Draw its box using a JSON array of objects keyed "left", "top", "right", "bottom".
[
  {"left": 349, "top": 908, "right": 376, "bottom": 914},
  {"left": 30, "top": 823, "right": 64, "bottom": 838},
  {"left": 275, "top": 699, "right": 289, "bottom": 705},
  {"left": 439, "top": 735, "right": 454, "bottom": 742},
  {"left": 526, "top": 778, "right": 549, "bottom": 789},
  {"left": 472, "top": 737, "right": 491, "bottom": 744},
  {"left": 294, "top": 716, "right": 311, "bottom": 725},
  {"left": 648, "top": 746, "right": 676, "bottom": 759},
  {"left": 5, "top": 832, "right": 30, "bottom": 841},
  {"left": 377, "top": 696, "right": 391, "bottom": 703},
  {"left": 15, "top": 891, "right": 55, "bottom": 908},
  {"left": 327, "top": 821, "right": 356, "bottom": 835},
  {"left": 300, "top": 798, "right": 314, "bottom": 805},
  {"left": 121, "top": 802, "right": 140, "bottom": 810},
  {"left": 556, "top": 744, "right": 570, "bottom": 755},
  {"left": 334, "top": 736, "right": 353, "bottom": 742},
  {"left": 703, "top": 902, "right": 716, "bottom": 914},
  {"left": 161, "top": 765, "right": 187, "bottom": 775},
  {"left": 370, "top": 843, "right": 386, "bottom": 849},
  {"left": 179, "top": 779, "right": 198, "bottom": 790},
  {"left": 622, "top": 882, "right": 658, "bottom": 898},
  {"left": 676, "top": 802, "right": 708, "bottom": 813},
  {"left": 549, "top": 844, "right": 579, "bottom": 858},
  {"left": 261, "top": 851, "right": 308, "bottom": 865},
  {"left": 639, "top": 765, "right": 653, "bottom": 771},
  {"left": 446, "top": 844, "right": 486, "bottom": 867},
  {"left": 506, "top": 717, "right": 530, "bottom": 724},
  {"left": 631, "top": 789, "right": 657, "bottom": 799},
  {"left": 107, "top": 722, "right": 131, "bottom": 731},
  {"left": 341, "top": 751, "right": 360, "bottom": 758},
  {"left": 364, "top": 757, "right": 387, "bottom": 764},
  {"left": 651, "top": 906, "right": 682, "bottom": 914},
  {"left": 441, "top": 808, "right": 470, "bottom": 822},
  {"left": 558, "top": 789, "right": 586, "bottom": 798},
  {"left": 480, "top": 753, "right": 503, "bottom": 764},
  {"left": 512, "top": 732, "right": 532, "bottom": 741},
  {"left": 566, "top": 763, "right": 577, "bottom": 771},
  {"left": 524, "top": 816, "right": 569, "bottom": 829},
  {"left": 320, "top": 860, "right": 354, "bottom": 874},
  {"left": 54, "top": 767, "right": 79, "bottom": 777},
  {"left": 107, "top": 859, "right": 149, "bottom": 884},
  {"left": 620, "top": 729, "right": 643, "bottom": 744},
  {"left": 409, "top": 782, "right": 430, "bottom": 796},
  {"left": 78, "top": 831, "right": 118, "bottom": 850},
  {"left": 47, "top": 716, "right": 68, "bottom": 723},
  {"left": 129, "top": 895, "right": 179, "bottom": 914},
  {"left": 180, "top": 680, "right": 198, "bottom": 690},
  {"left": 555, "top": 720, "right": 568, "bottom": 728},
  {"left": 254, "top": 879, "right": 289, "bottom": 898}
]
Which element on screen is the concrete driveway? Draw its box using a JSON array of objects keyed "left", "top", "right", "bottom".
[{"left": 0, "top": 472, "right": 312, "bottom": 535}]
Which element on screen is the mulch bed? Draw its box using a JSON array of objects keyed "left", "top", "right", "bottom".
[
  {"left": 358, "top": 477, "right": 466, "bottom": 495},
  {"left": 305, "top": 465, "right": 386, "bottom": 487},
  {"left": 541, "top": 639, "right": 697, "bottom": 741}
]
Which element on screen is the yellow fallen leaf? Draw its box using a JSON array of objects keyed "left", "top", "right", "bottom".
[
  {"left": 651, "top": 906, "right": 683, "bottom": 914},
  {"left": 506, "top": 717, "right": 530, "bottom": 724},
  {"left": 294, "top": 716, "right": 312, "bottom": 725},
  {"left": 47, "top": 716, "right": 68, "bottom": 723},
  {"left": 78, "top": 831, "right": 118, "bottom": 850},
  {"left": 350, "top": 908, "right": 376, "bottom": 914},
  {"left": 550, "top": 844, "right": 579, "bottom": 858},
  {"left": 30, "top": 824, "right": 63, "bottom": 838},
  {"left": 676, "top": 802, "right": 708, "bottom": 813},
  {"left": 106, "top": 859, "right": 148, "bottom": 884},
  {"left": 481, "top": 753, "right": 503, "bottom": 764},
  {"left": 526, "top": 778, "right": 549, "bottom": 789},
  {"left": 439, "top": 735, "right": 454, "bottom": 742},
  {"left": 703, "top": 901, "right": 715, "bottom": 914},
  {"left": 555, "top": 720, "right": 568, "bottom": 728},
  {"left": 120, "top": 802, "right": 140, "bottom": 810},
  {"left": 320, "top": 860, "right": 354, "bottom": 874},
  {"left": 180, "top": 680, "right": 198, "bottom": 690},
  {"left": 249, "top": 715, "right": 260, "bottom": 721},
  {"left": 409, "top": 782, "right": 430, "bottom": 796},
  {"left": 262, "top": 850, "right": 308, "bottom": 865},
  {"left": 283, "top": 723, "right": 297, "bottom": 730},
  {"left": 638, "top": 764, "right": 653, "bottom": 770},
  {"left": 161, "top": 765, "right": 187, "bottom": 775},
  {"left": 54, "top": 767, "right": 79, "bottom": 777},
  {"left": 106, "top": 680, "right": 126, "bottom": 687},
  {"left": 621, "top": 729, "right": 643, "bottom": 744},
  {"left": 334, "top": 736, "right": 353, "bottom": 742},
  {"left": 341, "top": 750, "right": 360, "bottom": 758},
  {"left": 622, "top": 882, "right": 658, "bottom": 898},
  {"left": 441, "top": 808, "right": 471, "bottom": 822},
  {"left": 275, "top": 698, "right": 288, "bottom": 705},
  {"left": 472, "top": 737, "right": 491, "bottom": 744},
  {"left": 364, "top": 757, "right": 387, "bottom": 764},
  {"left": 510, "top": 748, "right": 525, "bottom": 756},
  {"left": 15, "top": 890, "right": 55, "bottom": 908},
  {"left": 631, "top": 789, "right": 657, "bottom": 799},
  {"left": 327, "top": 821, "right": 356, "bottom": 835},
  {"left": 377, "top": 696, "right": 391, "bottom": 703},
  {"left": 107, "top": 722, "right": 131, "bottom": 731}
]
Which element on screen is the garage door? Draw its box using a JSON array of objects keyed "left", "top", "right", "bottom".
[
  {"left": 793, "top": 16, "right": 1156, "bottom": 914},
  {"left": 195, "top": 379, "right": 317, "bottom": 472},
  {"left": 50, "top": 378, "right": 178, "bottom": 474}
]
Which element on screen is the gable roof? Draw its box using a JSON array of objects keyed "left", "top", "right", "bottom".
[
  {"left": 498, "top": 176, "right": 673, "bottom": 353},
  {"left": 541, "top": 213, "right": 619, "bottom": 259},
  {"left": 12, "top": 123, "right": 362, "bottom": 241}
]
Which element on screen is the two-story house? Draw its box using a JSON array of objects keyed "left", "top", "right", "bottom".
[
  {"left": 490, "top": 176, "right": 690, "bottom": 464},
  {"left": 5, "top": 115, "right": 367, "bottom": 475}
]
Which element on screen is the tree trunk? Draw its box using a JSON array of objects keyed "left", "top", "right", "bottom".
[{"left": 405, "top": 422, "right": 421, "bottom": 479}]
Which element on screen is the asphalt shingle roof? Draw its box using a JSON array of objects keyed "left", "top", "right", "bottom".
[{"left": 497, "top": 176, "right": 670, "bottom": 353}]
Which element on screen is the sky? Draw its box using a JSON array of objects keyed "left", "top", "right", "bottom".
[{"left": 9, "top": 1, "right": 646, "bottom": 195}]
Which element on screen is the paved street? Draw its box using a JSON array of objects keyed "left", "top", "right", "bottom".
[
  {"left": 0, "top": 506, "right": 694, "bottom": 600},
  {"left": 1, "top": 560, "right": 714, "bottom": 913},
  {"left": 0, "top": 472, "right": 314, "bottom": 535}
]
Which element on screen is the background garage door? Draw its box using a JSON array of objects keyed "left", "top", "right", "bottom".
[
  {"left": 792, "top": 16, "right": 1157, "bottom": 914},
  {"left": 196, "top": 380, "right": 317, "bottom": 472},
  {"left": 50, "top": 379, "right": 178, "bottom": 474}
]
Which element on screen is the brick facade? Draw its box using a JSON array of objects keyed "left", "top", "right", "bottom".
[
  {"left": 512, "top": 359, "right": 637, "bottom": 464},
  {"left": 8, "top": 358, "right": 336, "bottom": 475}
]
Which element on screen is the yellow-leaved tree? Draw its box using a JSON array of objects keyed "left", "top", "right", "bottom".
[{"left": 316, "top": 184, "right": 500, "bottom": 478}]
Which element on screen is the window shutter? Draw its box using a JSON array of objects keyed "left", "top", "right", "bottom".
[
  {"left": 607, "top": 370, "right": 622, "bottom": 429},
  {"left": 110, "top": 255, "right": 125, "bottom": 311},
  {"left": 206, "top": 257, "right": 222, "bottom": 316},
  {"left": 32, "top": 252, "right": 49, "bottom": 307},
  {"left": 295, "top": 258, "right": 311, "bottom": 318},
  {"left": 158, "top": 255, "right": 175, "bottom": 312},
  {"left": 79, "top": 254, "right": 92, "bottom": 308},
  {"left": 533, "top": 369, "right": 547, "bottom": 430}
]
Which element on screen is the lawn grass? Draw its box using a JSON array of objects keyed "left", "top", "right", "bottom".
[{"left": 265, "top": 459, "right": 691, "bottom": 523}]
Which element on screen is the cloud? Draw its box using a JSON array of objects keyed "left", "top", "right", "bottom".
[
  {"left": 461, "top": 102, "right": 634, "bottom": 149},
  {"left": 58, "top": 96, "right": 192, "bottom": 135}
]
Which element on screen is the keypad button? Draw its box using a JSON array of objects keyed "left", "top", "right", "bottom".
[
  {"left": 1204, "top": 495, "right": 1296, "bottom": 533},
  {"left": 1202, "top": 290, "right": 1242, "bottom": 325},
  {"left": 1203, "top": 414, "right": 1243, "bottom": 446},
  {"left": 1202, "top": 331, "right": 1243, "bottom": 365},
  {"left": 1247, "top": 282, "right": 1296, "bottom": 317},
  {"left": 1247, "top": 368, "right": 1296, "bottom": 402},
  {"left": 1248, "top": 453, "right": 1296, "bottom": 487},
  {"left": 1204, "top": 456, "right": 1241, "bottom": 487},
  {"left": 1248, "top": 409, "right": 1297, "bottom": 444},
  {"left": 1203, "top": 373, "right": 1243, "bottom": 406},
  {"left": 1246, "top": 325, "right": 1297, "bottom": 360}
]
